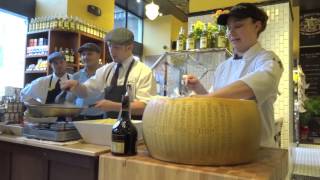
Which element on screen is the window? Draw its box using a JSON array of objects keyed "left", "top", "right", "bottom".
[
  {"left": 127, "top": 12, "right": 143, "bottom": 43},
  {"left": 114, "top": 6, "right": 126, "bottom": 29},
  {"left": 0, "top": 8, "right": 27, "bottom": 96},
  {"left": 114, "top": 5, "right": 143, "bottom": 43}
]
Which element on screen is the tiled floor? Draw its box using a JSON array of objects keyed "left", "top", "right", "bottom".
[{"left": 292, "top": 144, "right": 320, "bottom": 179}]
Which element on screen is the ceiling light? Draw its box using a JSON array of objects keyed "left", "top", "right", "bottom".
[{"left": 145, "top": 1, "right": 160, "bottom": 20}]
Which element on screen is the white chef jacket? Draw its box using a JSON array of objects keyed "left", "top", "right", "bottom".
[
  {"left": 211, "top": 43, "right": 283, "bottom": 148},
  {"left": 20, "top": 73, "right": 70, "bottom": 104},
  {"left": 83, "top": 55, "right": 157, "bottom": 103}
]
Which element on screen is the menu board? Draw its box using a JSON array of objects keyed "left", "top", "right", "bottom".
[
  {"left": 300, "top": 47, "right": 320, "bottom": 97},
  {"left": 300, "top": 11, "right": 320, "bottom": 46}
]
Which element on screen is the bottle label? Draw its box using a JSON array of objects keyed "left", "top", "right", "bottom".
[
  {"left": 111, "top": 141, "right": 125, "bottom": 154},
  {"left": 186, "top": 38, "right": 195, "bottom": 50},
  {"left": 177, "top": 40, "right": 184, "bottom": 51},
  {"left": 200, "top": 37, "right": 207, "bottom": 49},
  {"left": 217, "top": 36, "right": 226, "bottom": 48}
]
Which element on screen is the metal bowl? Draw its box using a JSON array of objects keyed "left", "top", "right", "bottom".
[{"left": 25, "top": 104, "right": 83, "bottom": 117}]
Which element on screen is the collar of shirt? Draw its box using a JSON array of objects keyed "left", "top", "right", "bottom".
[
  {"left": 118, "top": 55, "right": 134, "bottom": 72},
  {"left": 50, "top": 73, "right": 69, "bottom": 89},
  {"left": 240, "top": 42, "right": 263, "bottom": 61}
]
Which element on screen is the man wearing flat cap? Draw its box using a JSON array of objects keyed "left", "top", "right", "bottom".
[
  {"left": 184, "top": 3, "right": 283, "bottom": 148},
  {"left": 21, "top": 51, "right": 71, "bottom": 104},
  {"left": 65, "top": 42, "right": 104, "bottom": 120},
  {"left": 62, "top": 28, "right": 156, "bottom": 119}
]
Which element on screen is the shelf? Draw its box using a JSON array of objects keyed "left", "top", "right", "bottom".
[
  {"left": 25, "top": 55, "right": 48, "bottom": 59},
  {"left": 27, "top": 30, "right": 49, "bottom": 35},
  {"left": 300, "top": 45, "right": 320, "bottom": 48},
  {"left": 25, "top": 70, "right": 47, "bottom": 74}
]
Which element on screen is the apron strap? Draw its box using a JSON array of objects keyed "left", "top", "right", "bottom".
[
  {"left": 48, "top": 75, "right": 54, "bottom": 88},
  {"left": 123, "top": 59, "right": 135, "bottom": 87}
]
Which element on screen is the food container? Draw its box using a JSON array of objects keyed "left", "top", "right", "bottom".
[{"left": 74, "top": 119, "right": 143, "bottom": 146}]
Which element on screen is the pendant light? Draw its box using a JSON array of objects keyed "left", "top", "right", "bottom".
[{"left": 145, "top": 1, "right": 160, "bottom": 20}]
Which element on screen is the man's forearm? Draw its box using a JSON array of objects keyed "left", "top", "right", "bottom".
[
  {"left": 71, "top": 84, "right": 89, "bottom": 98},
  {"left": 208, "top": 80, "right": 255, "bottom": 99}
]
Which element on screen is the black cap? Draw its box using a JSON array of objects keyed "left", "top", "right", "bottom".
[
  {"left": 48, "top": 52, "right": 65, "bottom": 63},
  {"left": 78, "top": 43, "right": 101, "bottom": 53},
  {"left": 105, "top": 28, "right": 134, "bottom": 45},
  {"left": 217, "top": 3, "right": 268, "bottom": 26}
]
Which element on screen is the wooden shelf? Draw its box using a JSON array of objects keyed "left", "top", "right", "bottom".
[
  {"left": 24, "top": 29, "right": 107, "bottom": 85},
  {"left": 25, "top": 55, "right": 48, "bottom": 59},
  {"left": 25, "top": 70, "right": 47, "bottom": 74}
]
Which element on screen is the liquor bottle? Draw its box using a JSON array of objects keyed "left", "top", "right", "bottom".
[
  {"left": 186, "top": 25, "right": 195, "bottom": 50},
  {"left": 45, "top": 16, "right": 50, "bottom": 29},
  {"left": 200, "top": 23, "right": 208, "bottom": 49},
  {"left": 70, "top": 49, "right": 75, "bottom": 63},
  {"left": 63, "top": 16, "right": 70, "bottom": 30},
  {"left": 70, "top": 16, "right": 75, "bottom": 31},
  {"left": 29, "top": 18, "right": 34, "bottom": 32},
  {"left": 58, "top": 15, "right": 64, "bottom": 29},
  {"left": 52, "top": 16, "right": 58, "bottom": 29},
  {"left": 35, "top": 17, "right": 40, "bottom": 31},
  {"left": 176, "top": 26, "right": 186, "bottom": 51},
  {"left": 216, "top": 25, "right": 227, "bottom": 48},
  {"left": 65, "top": 48, "right": 70, "bottom": 63},
  {"left": 111, "top": 85, "right": 137, "bottom": 156}
]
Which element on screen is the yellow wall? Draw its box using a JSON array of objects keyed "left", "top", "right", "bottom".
[
  {"left": 68, "top": 0, "right": 114, "bottom": 31},
  {"left": 292, "top": 6, "right": 300, "bottom": 60},
  {"left": 171, "top": 16, "right": 188, "bottom": 42},
  {"left": 189, "top": 0, "right": 266, "bottom": 13},
  {"left": 143, "top": 16, "right": 172, "bottom": 56},
  {"left": 36, "top": 0, "right": 68, "bottom": 17},
  {"left": 143, "top": 15, "right": 187, "bottom": 57},
  {"left": 35, "top": 0, "right": 114, "bottom": 31}
]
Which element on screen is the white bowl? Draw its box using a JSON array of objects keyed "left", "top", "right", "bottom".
[{"left": 73, "top": 119, "right": 143, "bottom": 146}]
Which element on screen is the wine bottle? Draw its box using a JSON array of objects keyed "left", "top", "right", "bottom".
[
  {"left": 186, "top": 25, "right": 195, "bottom": 50},
  {"left": 200, "top": 23, "right": 208, "bottom": 49},
  {"left": 111, "top": 86, "right": 137, "bottom": 156},
  {"left": 176, "top": 26, "right": 186, "bottom": 51},
  {"left": 217, "top": 25, "right": 227, "bottom": 48}
]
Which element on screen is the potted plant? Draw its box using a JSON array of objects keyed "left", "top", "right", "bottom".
[{"left": 299, "top": 97, "right": 320, "bottom": 140}]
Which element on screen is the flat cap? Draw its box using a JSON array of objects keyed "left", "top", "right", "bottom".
[
  {"left": 48, "top": 51, "right": 65, "bottom": 63},
  {"left": 105, "top": 28, "right": 134, "bottom": 45},
  {"left": 217, "top": 3, "right": 268, "bottom": 26},
  {"left": 78, "top": 42, "right": 101, "bottom": 53}
]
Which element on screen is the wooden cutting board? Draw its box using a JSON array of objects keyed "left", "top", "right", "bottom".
[{"left": 99, "top": 146, "right": 288, "bottom": 180}]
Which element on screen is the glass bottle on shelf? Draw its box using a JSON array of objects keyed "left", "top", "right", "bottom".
[
  {"left": 186, "top": 25, "right": 195, "bottom": 50},
  {"left": 200, "top": 23, "right": 208, "bottom": 49},
  {"left": 58, "top": 15, "right": 63, "bottom": 29},
  {"left": 65, "top": 48, "right": 70, "bottom": 63},
  {"left": 70, "top": 16, "right": 75, "bottom": 31},
  {"left": 63, "top": 16, "right": 70, "bottom": 30},
  {"left": 176, "top": 26, "right": 186, "bottom": 51},
  {"left": 70, "top": 49, "right": 75, "bottom": 63},
  {"left": 216, "top": 25, "right": 227, "bottom": 48},
  {"left": 29, "top": 18, "right": 34, "bottom": 32},
  {"left": 45, "top": 16, "right": 50, "bottom": 30}
]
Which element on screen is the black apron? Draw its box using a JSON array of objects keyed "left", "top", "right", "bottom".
[
  {"left": 104, "top": 60, "right": 142, "bottom": 120},
  {"left": 45, "top": 75, "right": 69, "bottom": 104}
]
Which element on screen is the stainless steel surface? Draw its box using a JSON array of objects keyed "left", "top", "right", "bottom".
[{"left": 25, "top": 103, "right": 82, "bottom": 117}]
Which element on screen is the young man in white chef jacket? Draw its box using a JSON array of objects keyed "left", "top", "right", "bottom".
[{"left": 184, "top": 3, "right": 283, "bottom": 148}]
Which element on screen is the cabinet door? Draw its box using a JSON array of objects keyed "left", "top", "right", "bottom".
[
  {"left": 11, "top": 147, "right": 47, "bottom": 180},
  {"left": 0, "top": 149, "right": 11, "bottom": 180},
  {"left": 47, "top": 151, "right": 98, "bottom": 180}
]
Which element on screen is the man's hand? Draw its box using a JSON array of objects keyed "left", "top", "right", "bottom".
[
  {"left": 183, "top": 75, "right": 208, "bottom": 95},
  {"left": 95, "top": 99, "right": 120, "bottom": 112}
]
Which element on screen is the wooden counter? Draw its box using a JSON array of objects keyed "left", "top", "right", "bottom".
[
  {"left": 0, "top": 134, "right": 110, "bottom": 180},
  {"left": 99, "top": 146, "right": 288, "bottom": 180}
]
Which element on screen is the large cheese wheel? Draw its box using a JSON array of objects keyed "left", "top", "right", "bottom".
[{"left": 142, "top": 97, "right": 261, "bottom": 165}]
